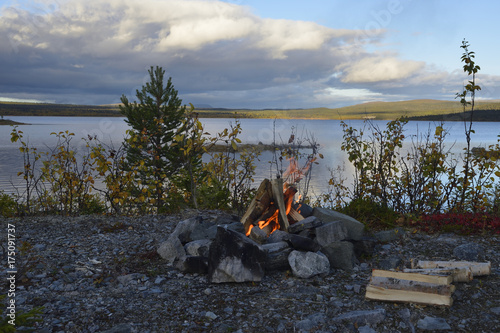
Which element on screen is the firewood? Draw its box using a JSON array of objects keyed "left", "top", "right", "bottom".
[
  {"left": 369, "top": 276, "right": 456, "bottom": 294},
  {"left": 365, "top": 269, "right": 454, "bottom": 306},
  {"left": 271, "top": 178, "right": 289, "bottom": 231},
  {"left": 241, "top": 178, "right": 272, "bottom": 232},
  {"left": 288, "top": 208, "right": 304, "bottom": 224},
  {"left": 365, "top": 285, "right": 453, "bottom": 307},
  {"left": 403, "top": 267, "right": 472, "bottom": 283},
  {"left": 412, "top": 260, "right": 491, "bottom": 277},
  {"left": 371, "top": 269, "right": 453, "bottom": 285}
]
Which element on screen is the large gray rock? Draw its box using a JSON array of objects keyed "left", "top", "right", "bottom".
[
  {"left": 314, "top": 221, "right": 348, "bottom": 247},
  {"left": 157, "top": 236, "right": 186, "bottom": 264},
  {"left": 312, "top": 207, "right": 365, "bottom": 240},
  {"left": 176, "top": 256, "right": 209, "bottom": 274},
  {"left": 208, "top": 227, "right": 266, "bottom": 283},
  {"left": 288, "top": 234, "right": 321, "bottom": 252},
  {"left": 321, "top": 241, "right": 358, "bottom": 271},
  {"left": 262, "top": 241, "right": 292, "bottom": 271},
  {"left": 453, "top": 242, "right": 485, "bottom": 261},
  {"left": 288, "top": 251, "right": 330, "bottom": 278},
  {"left": 171, "top": 216, "right": 202, "bottom": 244},
  {"left": 184, "top": 239, "right": 212, "bottom": 257},
  {"left": 288, "top": 216, "right": 322, "bottom": 234},
  {"left": 190, "top": 221, "right": 216, "bottom": 241},
  {"left": 267, "top": 229, "right": 289, "bottom": 243}
]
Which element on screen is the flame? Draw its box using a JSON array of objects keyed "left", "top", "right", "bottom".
[{"left": 246, "top": 188, "right": 297, "bottom": 237}]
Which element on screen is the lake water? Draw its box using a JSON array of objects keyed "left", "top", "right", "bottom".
[{"left": 1, "top": 116, "right": 499, "bottom": 198}]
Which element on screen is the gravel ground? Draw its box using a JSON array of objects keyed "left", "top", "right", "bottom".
[{"left": 1, "top": 210, "right": 499, "bottom": 332}]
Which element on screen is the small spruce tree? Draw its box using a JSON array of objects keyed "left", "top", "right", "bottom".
[{"left": 120, "top": 66, "right": 186, "bottom": 212}]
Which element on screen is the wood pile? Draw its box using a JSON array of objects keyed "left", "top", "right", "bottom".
[{"left": 365, "top": 260, "right": 492, "bottom": 306}]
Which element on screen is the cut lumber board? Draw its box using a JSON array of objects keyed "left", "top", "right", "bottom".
[
  {"left": 403, "top": 267, "right": 472, "bottom": 283},
  {"left": 371, "top": 269, "right": 453, "bottom": 285},
  {"left": 412, "top": 260, "right": 491, "bottom": 276},
  {"left": 365, "top": 285, "right": 453, "bottom": 307}
]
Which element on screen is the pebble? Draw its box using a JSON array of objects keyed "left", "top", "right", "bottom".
[{"left": 3, "top": 213, "right": 499, "bottom": 332}]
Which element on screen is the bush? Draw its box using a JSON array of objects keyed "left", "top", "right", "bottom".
[
  {"left": 339, "top": 197, "right": 399, "bottom": 231},
  {"left": 0, "top": 192, "right": 17, "bottom": 217}
]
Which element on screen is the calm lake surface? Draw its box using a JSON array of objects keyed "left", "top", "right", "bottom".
[{"left": 1, "top": 116, "right": 499, "bottom": 197}]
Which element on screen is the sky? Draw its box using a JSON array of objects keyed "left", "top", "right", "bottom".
[{"left": 1, "top": 0, "right": 500, "bottom": 109}]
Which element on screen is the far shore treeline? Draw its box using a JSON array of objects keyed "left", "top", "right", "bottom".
[{"left": 2, "top": 99, "right": 500, "bottom": 121}]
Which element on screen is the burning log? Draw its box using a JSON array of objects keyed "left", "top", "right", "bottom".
[{"left": 241, "top": 179, "right": 272, "bottom": 233}]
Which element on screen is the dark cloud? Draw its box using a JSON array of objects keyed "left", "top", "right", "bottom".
[{"left": 0, "top": 0, "right": 499, "bottom": 108}]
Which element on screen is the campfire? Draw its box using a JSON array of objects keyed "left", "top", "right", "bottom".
[
  {"left": 242, "top": 178, "right": 304, "bottom": 237},
  {"left": 242, "top": 154, "right": 316, "bottom": 238}
]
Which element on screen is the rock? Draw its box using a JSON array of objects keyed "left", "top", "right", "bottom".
[
  {"left": 225, "top": 222, "right": 246, "bottom": 234},
  {"left": 358, "top": 326, "right": 377, "bottom": 333},
  {"left": 184, "top": 239, "right": 212, "bottom": 257},
  {"left": 352, "top": 237, "right": 377, "bottom": 258},
  {"left": 157, "top": 236, "right": 186, "bottom": 264},
  {"left": 333, "top": 308, "right": 386, "bottom": 326},
  {"left": 262, "top": 241, "right": 292, "bottom": 271},
  {"left": 294, "top": 202, "right": 313, "bottom": 217},
  {"left": 176, "top": 256, "right": 209, "bottom": 274},
  {"left": 267, "top": 229, "right": 289, "bottom": 243},
  {"left": 100, "top": 323, "right": 132, "bottom": 333},
  {"left": 453, "top": 242, "right": 485, "bottom": 261},
  {"left": 214, "top": 214, "right": 239, "bottom": 225},
  {"left": 190, "top": 221, "right": 216, "bottom": 241},
  {"left": 373, "top": 228, "right": 404, "bottom": 242},
  {"left": 377, "top": 255, "right": 403, "bottom": 270},
  {"left": 491, "top": 307, "right": 500, "bottom": 315},
  {"left": 205, "top": 311, "right": 218, "bottom": 320},
  {"left": 312, "top": 207, "right": 365, "bottom": 240},
  {"left": 171, "top": 216, "right": 202, "bottom": 244},
  {"left": 314, "top": 221, "right": 348, "bottom": 247},
  {"left": 288, "top": 251, "right": 330, "bottom": 278},
  {"left": 417, "top": 316, "right": 451, "bottom": 331},
  {"left": 287, "top": 216, "right": 322, "bottom": 234},
  {"left": 249, "top": 226, "right": 268, "bottom": 244},
  {"left": 117, "top": 273, "right": 145, "bottom": 286},
  {"left": 208, "top": 227, "right": 266, "bottom": 283},
  {"left": 288, "top": 234, "right": 321, "bottom": 252},
  {"left": 321, "top": 241, "right": 358, "bottom": 271}
]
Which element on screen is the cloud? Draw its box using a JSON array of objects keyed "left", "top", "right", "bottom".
[
  {"left": 339, "top": 56, "right": 425, "bottom": 83},
  {"left": 1, "top": 0, "right": 495, "bottom": 108}
]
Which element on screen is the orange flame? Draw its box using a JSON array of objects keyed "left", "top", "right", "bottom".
[{"left": 246, "top": 187, "right": 297, "bottom": 237}]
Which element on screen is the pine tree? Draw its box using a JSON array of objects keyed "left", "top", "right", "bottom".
[{"left": 120, "top": 66, "right": 186, "bottom": 212}]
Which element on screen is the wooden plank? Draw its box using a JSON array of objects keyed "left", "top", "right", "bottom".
[
  {"left": 371, "top": 269, "right": 453, "bottom": 285},
  {"left": 403, "top": 267, "right": 472, "bottom": 283},
  {"left": 412, "top": 260, "right": 491, "bottom": 276},
  {"left": 365, "top": 285, "right": 453, "bottom": 307},
  {"left": 241, "top": 179, "right": 272, "bottom": 233},
  {"left": 271, "top": 178, "right": 289, "bottom": 231}
]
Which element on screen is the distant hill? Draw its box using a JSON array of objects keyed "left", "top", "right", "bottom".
[{"left": 2, "top": 99, "right": 500, "bottom": 121}]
